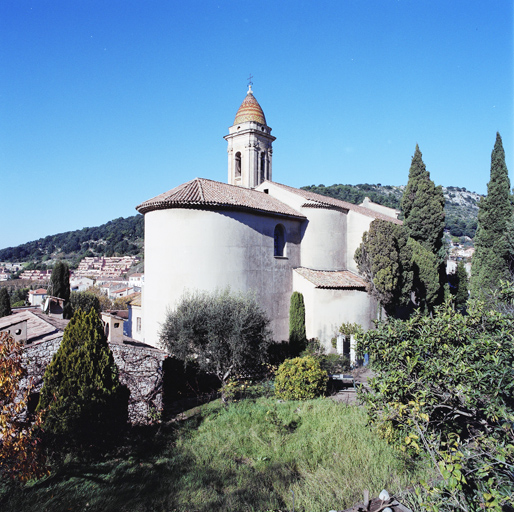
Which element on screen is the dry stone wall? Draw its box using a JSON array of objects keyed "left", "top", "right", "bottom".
[{"left": 21, "top": 337, "right": 166, "bottom": 424}]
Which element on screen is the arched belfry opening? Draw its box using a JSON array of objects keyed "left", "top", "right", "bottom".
[{"left": 224, "top": 85, "right": 276, "bottom": 189}]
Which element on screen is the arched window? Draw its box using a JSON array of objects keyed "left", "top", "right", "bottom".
[
  {"left": 235, "top": 152, "right": 242, "bottom": 177},
  {"left": 260, "top": 152, "right": 266, "bottom": 181},
  {"left": 274, "top": 224, "right": 286, "bottom": 257}
]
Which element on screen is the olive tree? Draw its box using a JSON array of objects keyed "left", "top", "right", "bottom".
[{"left": 159, "top": 288, "right": 272, "bottom": 399}]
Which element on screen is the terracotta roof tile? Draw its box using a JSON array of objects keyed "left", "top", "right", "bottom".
[
  {"left": 136, "top": 178, "right": 306, "bottom": 219},
  {"left": 294, "top": 267, "right": 367, "bottom": 289},
  {"left": 267, "top": 181, "right": 402, "bottom": 224},
  {"left": 0, "top": 310, "right": 68, "bottom": 344}
]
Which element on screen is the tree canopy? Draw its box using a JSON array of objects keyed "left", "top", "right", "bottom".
[
  {"left": 355, "top": 219, "right": 412, "bottom": 316},
  {"left": 357, "top": 299, "right": 514, "bottom": 509},
  {"left": 159, "top": 289, "right": 272, "bottom": 397}
]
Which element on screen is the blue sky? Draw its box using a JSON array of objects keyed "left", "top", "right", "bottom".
[{"left": 1, "top": 0, "right": 512, "bottom": 249}]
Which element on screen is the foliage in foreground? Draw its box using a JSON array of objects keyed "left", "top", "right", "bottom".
[
  {"left": 160, "top": 288, "right": 272, "bottom": 399},
  {"left": 275, "top": 356, "right": 328, "bottom": 400},
  {"left": 358, "top": 300, "right": 514, "bottom": 510},
  {"left": 37, "top": 309, "right": 129, "bottom": 452},
  {"left": 0, "top": 332, "right": 47, "bottom": 481},
  {"left": 0, "top": 398, "right": 430, "bottom": 512}
]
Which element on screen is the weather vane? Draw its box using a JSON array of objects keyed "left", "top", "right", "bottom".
[{"left": 247, "top": 73, "right": 253, "bottom": 87}]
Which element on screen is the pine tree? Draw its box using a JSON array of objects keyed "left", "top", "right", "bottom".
[
  {"left": 289, "top": 292, "right": 307, "bottom": 354},
  {"left": 401, "top": 145, "right": 446, "bottom": 307},
  {"left": 0, "top": 288, "right": 11, "bottom": 317},
  {"left": 471, "top": 133, "right": 512, "bottom": 297},
  {"left": 37, "top": 309, "right": 128, "bottom": 451},
  {"left": 49, "top": 261, "right": 72, "bottom": 318}
]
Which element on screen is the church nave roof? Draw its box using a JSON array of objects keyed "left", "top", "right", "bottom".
[{"left": 136, "top": 178, "right": 305, "bottom": 219}]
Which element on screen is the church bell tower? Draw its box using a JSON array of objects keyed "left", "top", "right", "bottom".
[{"left": 224, "top": 85, "right": 275, "bottom": 188}]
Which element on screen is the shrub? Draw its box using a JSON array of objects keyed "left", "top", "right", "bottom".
[
  {"left": 0, "top": 332, "right": 47, "bottom": 481},
  {"left": 275, "top": 356, "right": 328, "bottom": 400}
]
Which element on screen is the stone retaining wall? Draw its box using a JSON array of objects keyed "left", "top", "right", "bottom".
[{"left": 21, "top": 337, "right": 166, "bottom": 424}]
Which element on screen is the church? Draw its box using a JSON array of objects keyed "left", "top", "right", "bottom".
[{"left": 136, "top": 86, "right": 401, "bottom": 349}]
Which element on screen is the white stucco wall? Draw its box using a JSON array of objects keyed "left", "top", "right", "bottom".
[
  {"left": 298, "top": 207, "right": 347, "bottom": 270},
  {"left": 293, "top": 272, "right": 378, "bottom": 351},
  {"left": 346, "top": 211, "right": 374, "bottom": 273},
  {"left": 143, "top": 208, "right": 302, "bottom": 347}
]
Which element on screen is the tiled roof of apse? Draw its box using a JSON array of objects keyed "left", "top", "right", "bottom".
[
  {"left": 294, "top": 267, "right": 367, "bottom": 289},
  {"left": 136, "top": 178, "right": 306, "bottom": 219}
]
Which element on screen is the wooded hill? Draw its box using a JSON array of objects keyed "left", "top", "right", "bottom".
[
  {"left": 0, "top": 184, "right": 481, "bottom": 267},
  {"left": 302, "top": 183, "right": 481, "bottom": 238},
  {"left": 0, "top": 215, "right": 144, "bottom": 267}
]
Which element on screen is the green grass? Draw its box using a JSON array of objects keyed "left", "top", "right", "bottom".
[{"left": 0, "top": 397, "right": 432, "bottom": 512}]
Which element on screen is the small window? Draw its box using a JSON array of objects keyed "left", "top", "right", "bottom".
[
  {"left": 136, "top": 317, "right": 142, "bottom": 332},
  {"left": 235, "top": 152, "right": 242, "bottom": 177},
  {"left": 274, "top": 224, "right": 286, "bottom": 257},
  {"left": 114, "top": 322, "right": 120, "bottom": 328}
]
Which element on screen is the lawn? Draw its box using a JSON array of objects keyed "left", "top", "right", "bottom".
[{"left": 1, "top": 396, "right": 431, "bottom": 512}]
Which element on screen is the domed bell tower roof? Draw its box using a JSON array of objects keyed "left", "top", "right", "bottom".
[{"left": 234, "top": 85, "right": 266, "bottom": 125}]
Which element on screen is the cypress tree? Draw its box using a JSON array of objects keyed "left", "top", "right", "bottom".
[
  {"left": 470, "top": 133, "right": 512, "bottom": 297},
  {"left": 0, "top": 288, "right": 11, "bottom": 317},
  {"left": 454, "top": 261, "right": 469, "bottom": 309},
  {"left": 37, "top": 309, "right": 128, "bottom": 451},
  {"left": 401, "top": 145, "right": 446, "bottom": 306},
  {"left": 289, "top": 292, "right": 307, "bottom": 354},
  {"left": 49, "top": 261, "right": 72, "bottom": 318}
]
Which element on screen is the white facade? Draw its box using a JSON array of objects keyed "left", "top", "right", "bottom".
[{"left": 137, "top": 87, "right": 401, "bottom": 349}]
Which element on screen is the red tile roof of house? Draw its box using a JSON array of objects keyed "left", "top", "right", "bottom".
[
  {"left": 29, "top": 289, "right": 47, "bottom": 295},
  {"left": 136, "top": 178, "right": 306, "bottom": 219},
  {"left": 294, "top": 267, "right": 367, "bottom": 289},
  {"left": 0, "top": 310, "right": 68, "bottom": 344}
]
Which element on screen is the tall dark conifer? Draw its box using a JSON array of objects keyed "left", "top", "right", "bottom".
[
  {"left": 37, "top": 309, "right": 128, "bottom": 451},
  {"left": 49, "top": 261, "right": 72, "bottom": 318},
  {"left": 0, "top": 288, "right": 11, "bottom": 317},
  {"left": 289, "top": 292, "right": 307, "bottom": 354},
  {"left": 401, "top": 145, "right": 446, "bottom": 308},
  {"left": 470, "top": 133, "right": 512, "bottom": 297}
]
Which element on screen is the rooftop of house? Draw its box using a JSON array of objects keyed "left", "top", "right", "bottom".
[{"left": 0, "top": 308, "right": 69, "bottom": 344}]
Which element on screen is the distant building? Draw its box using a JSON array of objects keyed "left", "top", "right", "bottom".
[{"left": 28, "top": 288, "right": 47, "bottom": 306}]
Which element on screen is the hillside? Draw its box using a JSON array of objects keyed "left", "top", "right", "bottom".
[
  {"left": 0, "top": 184, "right": 481, "bottom": 268},
  {"left": 302, "top": 183, "right": 481, "bottom": 238},
  {"left": 0, "top": 215, "right": 144, "bottom": 267}
]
